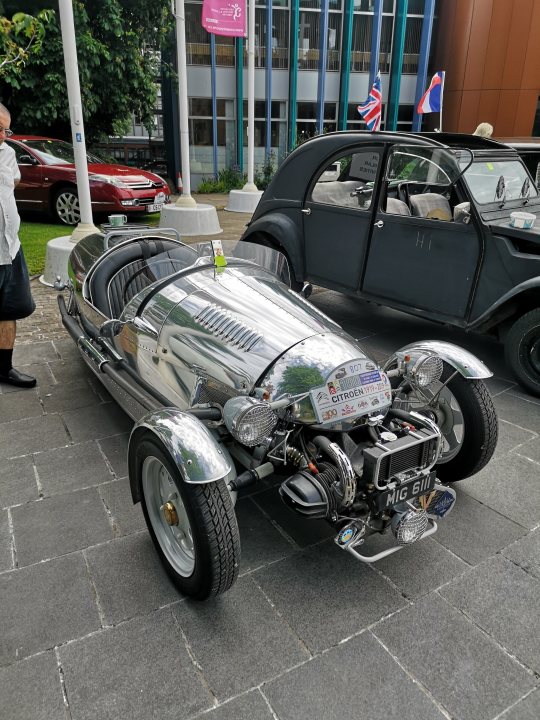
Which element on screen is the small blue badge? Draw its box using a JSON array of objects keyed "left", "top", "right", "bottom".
[
  {"left": 338, "top": 527, "right": 355, "bottom": 546},
  {"left": 75, "top": 132, "right": 82, "bottom": 142},
  {"left": 431, "top": 490, "right": 456, "bottom": 518}
]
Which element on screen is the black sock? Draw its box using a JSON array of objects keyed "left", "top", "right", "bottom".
[{"left": 0, "top": 349, "right": 13, "bottom": 375}]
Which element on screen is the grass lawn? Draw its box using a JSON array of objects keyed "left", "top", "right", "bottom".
[{"left": 19, "top": 214, "right": 161, "bottom": 276}]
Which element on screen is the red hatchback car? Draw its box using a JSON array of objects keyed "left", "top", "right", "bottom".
[{"left": 7, "top": 136, "right": 170, "bottom": 225}]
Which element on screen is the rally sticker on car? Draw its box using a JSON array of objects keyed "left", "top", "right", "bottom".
[{"left": 309, "top": 358, "right": 392, "bottom": 425}]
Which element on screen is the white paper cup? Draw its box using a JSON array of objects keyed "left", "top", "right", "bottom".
[{"left": 510, "top": 212, "right": 535, "bottom": 229}]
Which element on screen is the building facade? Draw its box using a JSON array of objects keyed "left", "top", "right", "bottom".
[{"left": 99, "top": 0, "right": 540, "bottom": 188}]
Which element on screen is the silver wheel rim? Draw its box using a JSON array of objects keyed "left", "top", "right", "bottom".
[
  {"left": 142, "top": 456, "right": 195, "bottom": 576},
  {"left": 396, "top": 382, "right": 464, "bottom": 464},
  {"left": 56, "top": 192, "right": 80, "bottom": 225}
]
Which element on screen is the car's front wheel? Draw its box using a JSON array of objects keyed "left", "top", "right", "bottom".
[
  {"left": 394, "top": 363, "right": 498, "bottom": 482},
  {"left": 53, "top": 186, "right": 80, "bottom": 225},
  {"left": 504, "top": 308, "right": 540, "bottom": 397},
  {"left": 136, "top": 434, "right": 240, "bottom": 599}
]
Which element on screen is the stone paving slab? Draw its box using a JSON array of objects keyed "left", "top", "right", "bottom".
[
  {"left": 34, "top": 440, "right": 113, "bottom": 496},
  {"left": 0, "top": 553, "right": 100, "bottom": 666},
  {"left": 1, "top": 199, "right": 539, "bottom": 719},
  {"left": 441, "top": 556, "right": 540, "bottom": 673},
  {"left": 0, "top": 652, "right": 67, "bottom": 720},
  {"left": 11, "top": 487, "right": 113, "bottom": 567},
  {"left": 192, "top": 691, "right": 275, "bottom": 720},
  {"left": 0, "top": 456, "right": 38, "bottom": 508},
  {"left": 84, "top": 532, "right": 180, "bottom": 625},
  {"left": 263, "top": 631, "right": 447, "bottom": 720},
  {"left": 0, "top": 414, "right": 69, "bottom": 458},
  {"left": 98, "top": 478, "right": 147, "bottom": 536},
  {"left": 172, "top": 575, "right": 309, "bottom": 700},
  {"left": 58, "top": 609, "right": 212, "bottom": 720},
  {"left": 432, "top": 489, "right": 527, "bottom": 565},
  {"left": 373, "top": 593, "right": 537, "bottom": 720},
  {"left": 500, "top": 689, "right": 540, "bottom": 720},
  {"left": 502, "top": 529, "right": 540, "bottom": 581},
  {"left": 253, "top": 540, "right": 408, "bottom": 653}
]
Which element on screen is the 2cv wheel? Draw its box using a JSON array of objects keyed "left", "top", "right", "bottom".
[
  {"left": 135, "top": 434, "right": 240, "bottom": 599},
  {"left": 504, "top": 309, "right": 540, "bottom": 397}
]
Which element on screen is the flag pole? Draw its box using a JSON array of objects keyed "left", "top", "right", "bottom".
[
  {"left": 242, "top": 0, "right": 258, "bottom": 192},
  {"left": 173, "top": 0, "right": 196, "bottom": 206},
  {"left": 438, "top": 72, "right": 445, "bottom": 132}
]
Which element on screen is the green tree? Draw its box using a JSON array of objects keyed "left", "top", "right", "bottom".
[
  {"left": 277, "top": 366, "right": 325, "bottom": 397},
  {"left": 0, "top": 0, "right": 172, "bottom": 142},
  {"left": 0, "top": 8, "right": 53, "bottom": 75}
]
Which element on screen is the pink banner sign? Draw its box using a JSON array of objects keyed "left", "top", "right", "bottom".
[{"left": 201, "top": 0, "right": 247, "bottom": 38}]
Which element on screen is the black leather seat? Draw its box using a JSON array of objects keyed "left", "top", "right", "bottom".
[{"left": 90, "top": 238, "right": 181, "bottom": 318}]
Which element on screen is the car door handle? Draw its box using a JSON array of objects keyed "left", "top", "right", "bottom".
[
  {"left": 302, "top": 208, "right": 311, "bottom": 215},
  {"left": 374, "top": 220, "right": 384, "bottom": 228}
]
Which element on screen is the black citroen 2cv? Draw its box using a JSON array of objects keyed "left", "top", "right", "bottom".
[{"left": 241, "top": 132, "right": 540, "bottom": 396}]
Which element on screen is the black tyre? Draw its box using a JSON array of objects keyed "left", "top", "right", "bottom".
[
  {"left": 135, "top": 435, "right": 240, "bottom": 599},
  {"left": 504, "top": 309, "right": 540, "bottom": 397},
  {"left": 53, "top": 186, "right": 80, "bottom": 225},
  {"left": 396, "top": 363, "right": 498, "bottom": 482}
]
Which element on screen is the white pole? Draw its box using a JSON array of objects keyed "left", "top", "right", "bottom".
[
  {"left": 58, "top": 0, "right": 98, "bottom": 239},
  {"left": 243, "top": 0, "right": 258, "bottom": 191},
  {"left": 173, "top": 0, "right": 196, "bottom": 207},
  {"left": 438, "top": 72, "right": 445, "bottom": 132}
]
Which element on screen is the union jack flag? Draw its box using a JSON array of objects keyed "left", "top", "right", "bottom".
[{"left": 357, "top": 72, "right": 382, "bottom": 131}]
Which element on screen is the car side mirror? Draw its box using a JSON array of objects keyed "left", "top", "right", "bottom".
[
  {"left": 300, "top": 282, "right": 313, "bottom": 299},
  {"left": 18, "top": 154, "right": 38, "bottom": 166},
  {"left": 99, "top": 319, "right": 125, "bottom": 338}
]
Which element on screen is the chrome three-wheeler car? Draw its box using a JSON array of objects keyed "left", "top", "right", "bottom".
[
  {"left": 241, "top": 131, "right": 540, "bottom": 396},
  {"left": 58, "top": 229, "right": 498, "bottom": 599}
]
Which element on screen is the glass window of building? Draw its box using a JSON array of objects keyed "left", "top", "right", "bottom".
[
  {"left": 252, "top": 4, "right": 289, "bottom": 69},
  {"left": 396, "top": 104, "right": 414, "bottom": 130},
  {"left": 296, "top": 102, "right": 337, "bottom": 143},
  {"left": 403, "top": 1, "right": 424, "bottom": 74},
  {"left": 298, "top": 2, "right": 342, "bottom": 72},
  {"left": 351, "top": 3, "right": 394, "bottom": 73},
  {"left": 189, "top": 98, "right": 236, "bottom": 173},
  {"left": 242, "top": 100, "right": 288, "bottom": 165}
]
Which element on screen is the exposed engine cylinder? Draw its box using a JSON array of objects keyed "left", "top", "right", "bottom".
[{"left": 279, "top": 463, "right": 339, "bottom": 518}]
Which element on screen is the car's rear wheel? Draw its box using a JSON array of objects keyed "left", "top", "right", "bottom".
[
  {"left": 53, "top": 186, "right": 80, "bottom": 225},
  {"left": 504, "top": 309, "right": 540, "bottom": 397},
  {"left": 136, "top": 434, "right": 240, "bottom": 599}
]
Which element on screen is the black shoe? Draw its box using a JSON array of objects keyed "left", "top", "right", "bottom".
[{"left": 0, "top": 368, "right": 37, "bottom": 388}]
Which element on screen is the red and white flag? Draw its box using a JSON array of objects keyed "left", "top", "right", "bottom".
[{"left": 202, "top": 0, "right": 247, "bottom": 37}]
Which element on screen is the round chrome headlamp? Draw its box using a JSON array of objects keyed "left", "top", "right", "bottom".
[
  {"left": 391, "top": 508, "right": 429, "bottom": 545},
  {"left": 223, "top": 397, "right": 277, "bottom": 447},
  {"left": 409, "top": 354, "right": 443, "bottom": 387}
]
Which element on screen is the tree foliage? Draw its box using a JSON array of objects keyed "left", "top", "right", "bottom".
[
  {"left": 0, "top": 8, "right": 53, "bottom": 74},
  {"left": 0, "top": 0, "right": 172, "bottom": 142}
]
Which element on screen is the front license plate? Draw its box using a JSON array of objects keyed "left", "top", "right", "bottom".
[
  {"left": 375, "top": 471, "right": 436, "bottom": 511},
  {"left": 147, "top": 203, "right": 163, "bottom": 213}
]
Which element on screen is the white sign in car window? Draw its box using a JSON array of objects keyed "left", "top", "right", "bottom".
[{"left": 350, "top": 152, "right": 379, "bottom": 181}]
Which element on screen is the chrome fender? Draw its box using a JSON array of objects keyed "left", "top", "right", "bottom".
[
  {"left": 383, "top": 340, "right": 492, "bottom": 379},
  {"left": 128, "top": 408, "right": 233, "bottom": 503}
]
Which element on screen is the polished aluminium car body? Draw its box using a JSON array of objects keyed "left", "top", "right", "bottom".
[
  {"left": 59, "top": 229, "right": 498, "bottom": 599},
  {"left": 7, "top": 136, "right": 170, "bottom": 225},
  {"left": 241, "top": 131, "right": 540, "bottom": 396}
]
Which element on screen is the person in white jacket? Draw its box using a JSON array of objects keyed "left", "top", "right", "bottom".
[{"left": 0, "top": 103, "right": 36, "bottom": 388}]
